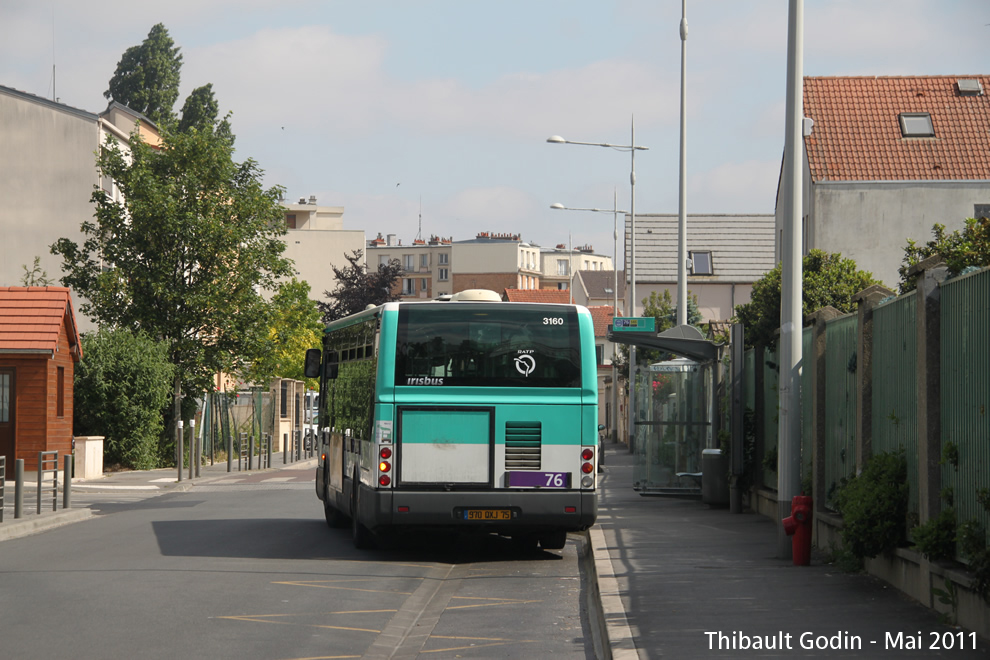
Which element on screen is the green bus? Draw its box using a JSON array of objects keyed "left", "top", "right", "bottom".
[{"left": 304, "top": 290, "right": 599, "bottom": 550}]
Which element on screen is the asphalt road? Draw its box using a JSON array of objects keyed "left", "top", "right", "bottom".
[{"left": 0, "top": 470, "right": 595, "bottom": 660}]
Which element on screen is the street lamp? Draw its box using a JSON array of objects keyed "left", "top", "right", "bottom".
[
  {"left": 551, "top": 195, "right": 628, "bottom": 444},
  {"left": 547, "top": 120, "right": 649, "bottom": 453}
]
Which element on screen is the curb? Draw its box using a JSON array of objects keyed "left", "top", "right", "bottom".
[
  {"left": 582, "top": 525, "right": 640, "bottom": 659},
  {"left": 0, "top": 508, "right": 93, "bottom": 543}
]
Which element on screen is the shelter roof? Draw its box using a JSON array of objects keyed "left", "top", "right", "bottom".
[{"left": 0, "top": 287, "right": 82, "bottom": 360}]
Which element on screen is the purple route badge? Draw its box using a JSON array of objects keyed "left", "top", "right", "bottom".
[{"left": 508, "top": 471, "right": 570, "bottom": 488}]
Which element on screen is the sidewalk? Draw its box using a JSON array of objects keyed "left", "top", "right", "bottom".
[
  {"left": 0, "top": 449, "right": 318, "bottom": 543},
  {"left": 590, "top": 442, "right": 990, "bottom": 658}
]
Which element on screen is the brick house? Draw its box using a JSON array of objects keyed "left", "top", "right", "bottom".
[{"left": 0, "top": 287, "right": 82, "bottom": 470}]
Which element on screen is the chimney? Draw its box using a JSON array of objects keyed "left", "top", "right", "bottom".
[
  {"left": 387, "top": 234, "right": 397, "bottom": 246},
  {"left": 309, "top": 195, "right": 317, "bottom": 205}
]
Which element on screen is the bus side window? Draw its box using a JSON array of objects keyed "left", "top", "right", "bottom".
[{"left": 327, "top": 350, "right": 340, "bottom": 380}]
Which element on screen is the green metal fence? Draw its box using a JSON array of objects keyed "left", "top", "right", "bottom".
[
  {"left": 871, "top": 291, "right": 919, "bottom": 518},
  {"left": 940, "top": 268, "right": 990, "bottom": 553},
  {"left": 761, "top": 345, "right": 779, "bottom": 490},
  {"left": 823, "top": 313, "right": 858, "bottom": 509}
]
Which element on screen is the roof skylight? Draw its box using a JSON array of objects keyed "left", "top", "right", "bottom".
[{"left": 899, "top": 113, "right": 934, "bottom": 138}]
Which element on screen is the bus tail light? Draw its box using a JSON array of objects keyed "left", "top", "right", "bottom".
[
  {"left": 581, "top": 448, "right": 595, "bottom": 475},
  {"left": 378, "top": 447, "right": 393, "bottom": 486}
]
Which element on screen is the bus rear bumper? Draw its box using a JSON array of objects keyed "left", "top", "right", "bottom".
[{"left": 359, "top": 487, "right": 597, "bottom": 533}]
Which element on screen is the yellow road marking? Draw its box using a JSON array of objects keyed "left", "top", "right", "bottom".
[
  {"left": 272, "top": 579, "right": 415, "bottom": 595},
  {"left": 218, "top": 614, "right": 382, "bottom": 633},
  {"left": 445, "top": 595, "right": 542, "bottom": 609}
]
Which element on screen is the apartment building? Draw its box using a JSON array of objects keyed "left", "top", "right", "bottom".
[
  {"left": 280, "top": 196, "right": 365, "bottom": 300},
  {"left": 0, "top": 85, "right": 163, "bottom": 330},
  {"left": 365, "top": 233, "right": 454, "bottom": 299},
  {"left": 540, "top": 243, "right": 614, "bottom": 293}
]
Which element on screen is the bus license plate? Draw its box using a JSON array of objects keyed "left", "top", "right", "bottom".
[{"left": 465, "top": 509, "right": 511, "bottom": 521}]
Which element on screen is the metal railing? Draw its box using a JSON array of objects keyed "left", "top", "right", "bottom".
[{"left": 37, "top": 451, "right": 58, "bottom": 514}]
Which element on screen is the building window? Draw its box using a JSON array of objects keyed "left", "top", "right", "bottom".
[
  {"left": 57, "top": 367, "right": 65, "bottom": 418},
  {"left": 379, "top": 255, "right": 391, "bottom": 267},
  {"left": 280, "top": 381, "right": 288, "bottom": 418},
  {"left": 899, "top": 113, "right": 934, "bottom": 138},
  {"left": 975, "top": 204, "right": 990, "bottom": 219},
  {"left": 403, "top": 255, "right": 414, "bottom": 271},
  {"left": 689, "top": 251, "right": 713, "bottom": 275},
  {"left": 438, "top": 268, "right": 449, "bottom": 281},
  {"left": 596, "top": 345, "right": 604, "bottom": 366},
  {"left": 0, "top": 372, "right": 9, "bottom": 423},
  {"left": 420, "top": 278, "right": 428, "bottom": 292},
  {"left": 420, "top": 254, "right": 428, "bottom": 268},
  {"left": 439, "top": 253, "right": 449, "bottom": 265},
  {"left": 286, "top": 214, "right": 297, "bottom": 229},
  {"left": 557, "top": 259, "right": 569, "bottom": 276},
  {"left": 402, "top": 278, "right": 415, "bottom": 295}
]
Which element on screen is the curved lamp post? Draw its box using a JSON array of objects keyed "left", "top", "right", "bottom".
[
  {"left": 547, "top": 122, "right": 648, "bottom": 453},
  {"left": 551, "top": 196, "right": 628, "bottom": 444}
]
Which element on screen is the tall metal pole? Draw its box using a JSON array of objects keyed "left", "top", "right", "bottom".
[
  {"left": 676, "top": 0, "right": 689, "bottom": 326},
  {"left": 778, "top": 0, "right": 805, "bottom": 560},
  {"left": 628, "top": 117, "right": 638, "bottom": 454},
  {"left": 612, "top": 188, "right": 620, "bottom": 443}
]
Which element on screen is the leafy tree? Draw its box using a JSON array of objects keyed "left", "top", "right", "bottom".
[
  {"left": 51, "top": 120, "right": 293, "bottom": 448},
  {"left": 242, "top": 278, "right": 324, "bottom": 388},
  {"left": 74, "top": 329, "right": 175, "bottom": 470},
  {"left": 178, "top": 83, "right": 221, "bottom": 134},
  {"left": 318, "top": 250, "right": 403, "bottom": 323},
  {"left": 20, "top": 257, "right": 54, "bottom": 286},
  {"left": 104, "top": 23, "right": 183, "bottom": 125},
  {"left": 734, "top": 249, "right": 879, "bottom": 348},
  {"left": 898, "top": 217, "right": 990, "bottom": 293}
]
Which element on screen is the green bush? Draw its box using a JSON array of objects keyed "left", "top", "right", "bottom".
[
  {"left": 912, "top": 508, "right": 957, "bottom": 561},
  {"left": 834, "top": 449, "right": 909, "bottom": 559},
  {"left": 74, "top": 329, "right": 175, "bottom": 470}
]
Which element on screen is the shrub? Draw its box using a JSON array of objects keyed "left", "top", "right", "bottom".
[
  {"left": 834, "top": 449, "right": 909, "bottom": 559},
  {"left": 74, "top": 329, "right": 175, "bottom": 470},
  {"left": 912, "top": 508, "right": 957, "bottom": 561}
]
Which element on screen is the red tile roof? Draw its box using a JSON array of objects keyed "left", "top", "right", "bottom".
[
  {"left": 587, "top": 305, "right": 617, "bottom": 338},
  {"left": 804, "top": 75, "right": 990, "bottom": 182},
  {"left": 503, "top": 289, "right": 571, "bottom": 304},
  {"left": 0, "top": 287, "right": 82, "bottom": 359}
]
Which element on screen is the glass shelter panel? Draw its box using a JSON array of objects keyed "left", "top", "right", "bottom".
[{"left": 634, "top": 358, "right": 712, "bottom": 494}]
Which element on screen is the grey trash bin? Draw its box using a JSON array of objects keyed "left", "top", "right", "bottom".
[{"left": 702, "top": 448, "right": 730, "bottom": 506}]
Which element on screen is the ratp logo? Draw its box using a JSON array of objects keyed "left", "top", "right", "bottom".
[{"left": 514, "top": 354, "right": 536, "bottom": 377}]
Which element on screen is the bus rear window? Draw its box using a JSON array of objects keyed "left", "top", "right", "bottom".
[{"left": 395, "top": 304, "right": 581, "bottom": 387}]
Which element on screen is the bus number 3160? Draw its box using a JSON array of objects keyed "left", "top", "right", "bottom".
[{"left": 543, "top": 317, "right": 564, "bottom": 325}]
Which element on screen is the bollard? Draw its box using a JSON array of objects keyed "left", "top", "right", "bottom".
[
  {"left": 227, "top": 433, "right": 232, "bottom": 473},
  {"left": 14, "top": 458, "right": 23, "bottom": 519},
  {"left": 248, "top": 435, "right": 255, "bottom": 471},
  {"left": 283, "top": 433, "right": 288, "bottom": 465},
  {"left": 188, "top": 423, "right": 194, "bottom": 481},
  {"left": 296, "top": 430, "right": 301, "bottom": 462},
  {"left": 63, "top": 455, "right": 72, "bottom": 509},
  {"left": 192, "top": 420, "right": 200, "bottom": 478},
  {"left": 267, "top": 433, "right": 273, "bottom": 469},
  {"left": 177, "top": 420, "right": 184, "bottom": 482}
]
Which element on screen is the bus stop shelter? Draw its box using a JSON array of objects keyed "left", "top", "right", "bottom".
[{"left": 606, "top": 323, "right": 725, "bottom": 499}]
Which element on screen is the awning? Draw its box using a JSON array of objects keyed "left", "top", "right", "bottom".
[{"left": 606, "top": 323, "right": 722, "bottom": 362}]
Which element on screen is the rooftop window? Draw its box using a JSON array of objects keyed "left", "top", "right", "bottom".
[
  {"left": 899, "top": 113, "right": 934, "bottom": 138},
  {"left": 689, "top": 250, "right": 713, "bottom": 276}
]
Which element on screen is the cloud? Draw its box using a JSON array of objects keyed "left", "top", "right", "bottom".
[
  {"left": 185, "top": 24, "right": 678, "bottom": 142},
  {"left": 689, "top": 160, "right": 780, "bottom": 214}
]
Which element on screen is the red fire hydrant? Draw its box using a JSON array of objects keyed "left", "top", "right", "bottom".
[{"left": 782, "top": 495, "right": 813, "bottom": 566}]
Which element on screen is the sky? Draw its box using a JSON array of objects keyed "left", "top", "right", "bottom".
[{"left": 2, "top": 0, "right": 988, "bottom": 267}]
